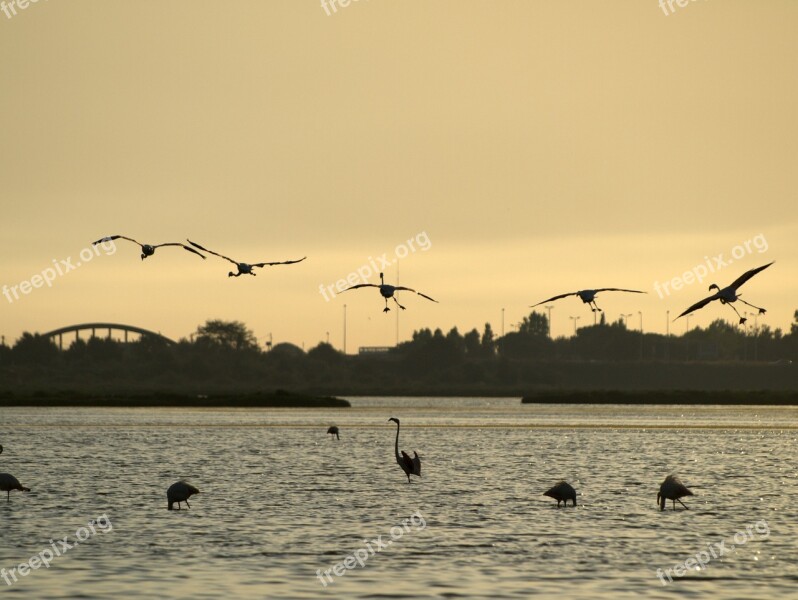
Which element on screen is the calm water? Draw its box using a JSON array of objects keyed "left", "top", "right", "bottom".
[{"left": 1, "top": 399, "right": 797, "bottom": 599}]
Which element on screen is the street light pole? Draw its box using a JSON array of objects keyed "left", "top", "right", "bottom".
[
  {"left": 545, "top": 305, "right": 554, "bottom": 338},
  {"left": 638, "top": 311, "right": 643, "bottom": 360},
  {"left": 569, "top": 316, "right": 580, "bottom": 336},
  {"left": 666, "top": 310, "right": 670, "bottom": 361}
]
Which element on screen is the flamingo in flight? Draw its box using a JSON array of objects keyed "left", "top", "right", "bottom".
[
  {"left": 388, "top": 418, "right": 421, "bottom": 483},
  {"left": 675, "top": 261, "right": 773, "bottom": 325},
  {"left": 93, "top": 236, "right": 206, "bottom": 261},
  {"left": 187, "top": 240, "right": 306, "bottom": 277},
  {"left": 342, "top": 272, "right": 438, "bottom": 312},
  {"left": 657, "top": 475, "right": 693, "bottom": 511},
  {"left": 544, "top": 481, "right": 577, "bottom": 507},
  {"left": 167, "top": 481, "right": 200, "bottom": 510},
  {"left": 531, "top": 288, "right": 645, "bottom": 313}
]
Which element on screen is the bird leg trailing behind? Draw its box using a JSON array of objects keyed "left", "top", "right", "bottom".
[{"left": 738, "top": 297, "right": 767, "bottom": 315}]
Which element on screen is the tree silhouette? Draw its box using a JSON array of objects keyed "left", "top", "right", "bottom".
[{"left": 194, "top": 320, "right": 259, "bottom": 351}]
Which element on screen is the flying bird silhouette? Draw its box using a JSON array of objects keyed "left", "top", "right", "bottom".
[
  {"left": 0, "top": 473, "right": 30, "bottom": 501},
  {"left": 388, "top": 418, "right": 421, "bottom": 483},
  {"left": 93, "top": 236, "right": 206, "bottom": 261},
  {"left": 675, "top": 261, "right": 773, "bottom": 325},
  {"left": 187, "top": 240, "right": 306, "bottom": 277},
  {"left": 543, "top": 481, "right": 577, "bottom": 507},
  {"left": 531, "top": 288, "right": 645, "bottom": 313},
  {"left": 167, "top": 481, "right": 200, "bottom": 510},
  {"left": 327, "top": 426, "right": 340, "bottom": 440},
  {"left": 657, "top": 475, "right": 693, "bottom": 511},
  {"left": 342, "top": 272, "right": 438, "bottom": 312}
]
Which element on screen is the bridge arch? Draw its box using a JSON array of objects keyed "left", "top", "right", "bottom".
[{"left": 42, "top": 323, "right": 176, "bottom": 350}]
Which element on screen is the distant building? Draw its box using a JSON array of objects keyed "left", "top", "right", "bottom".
[{"left": 358, "top": 346, "right": 393, "bottom": 355}]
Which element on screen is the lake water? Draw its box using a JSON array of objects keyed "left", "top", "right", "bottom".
[{"left": 1, "top": 398, "right": 796, "bottom": 599}]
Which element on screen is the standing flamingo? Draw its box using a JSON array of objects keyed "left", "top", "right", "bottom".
[
  {"left": 544, "top": 481, "right": 577, "bottom": 507},
  {"left": 388, "top": 418, "right": 421, "bottom": 483},
  {"left": 167, "top": 481, "right": 200, "bottom": 510},
  {"left": 0, "top": 473, "right": 30, "bottom": 501},
  {"left": 657, "top": 475, "right": 693, "bottom": 511},
  {"left": 327, "top": 426, "right": 340, "bottom": 440}
]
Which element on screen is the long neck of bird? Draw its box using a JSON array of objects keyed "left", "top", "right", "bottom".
[{"left": 394, "top": 422, "right": 400, "bottom": 462}]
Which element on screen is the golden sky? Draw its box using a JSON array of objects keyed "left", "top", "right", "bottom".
[{"left": 1, "top": 1, "right": 796, "bottom": 350}]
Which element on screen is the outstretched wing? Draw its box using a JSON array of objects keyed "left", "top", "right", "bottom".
[
  {"left": 186, "top": 240, "right": 238, "bottom": 265},
  {"left": 152, "top": 243, "right": 206, "bottom": 259},
  {"left": 93, "top": 235, "right": 140, "bottom": 247},
  {"left": 393, "top": 286, "right": 439, "bottom": 303},
  {"left": 340, "top": 284, "right": 380, "bottom": 293},
  {"left": 728, "top": 261, "right": 774, "bottom": 291},
  {"left": 251, "top": 256, "right": 307, "bottom": 268},
  {"left": 675, "top": 294, "right": 718, "bottom": 320},
  {"left": 416, "top": 291, "right": 438, "bottom": 303},
  {"left": 530, "top": 292, "right": 577, "bottom": 308},
  {"left": 592, "top": 288, "right": 646, "bottom": 294}
]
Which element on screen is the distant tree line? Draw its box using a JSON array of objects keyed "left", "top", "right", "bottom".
[{"left": 1, "top": 312, "right": 796, "bottom": 394}]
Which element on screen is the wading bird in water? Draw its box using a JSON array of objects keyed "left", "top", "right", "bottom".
[
  {"left": 675, "top": 261, "right": 773, "bottom": 325},
  {"left": 544, "top": 481, "right": 577, "bottom": 507},
  {"left": 657, "top": 475, "right": 693, "bottom": 511},
  {"left": 388, "top": 418, "right": 421, "bottom": 483},
  {"left": 167, "top": 481, "right": 200, "bottom": 510},
  {"left": 0, "top": 473, "right": 30, "bottom": 501},
  {"left": 327, "top": 426, "right": 340, "bottom": 440},
  {"left": 93, "top": 236, "right": 206, "bottom": 261},
  {"left": 187, "top": 239, "right": 306, "bottom": 278},
  {"left": 342, "top": 272, "right": 438, "bottom": 312},
  {"left": 531, "top": 288, "right": 645, "bottom": 313}
]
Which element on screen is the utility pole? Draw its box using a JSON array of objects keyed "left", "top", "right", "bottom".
[{"left": 569, "top": 316, "right": 580, "bottom": 336}]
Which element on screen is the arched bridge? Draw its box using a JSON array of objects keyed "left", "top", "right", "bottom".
[{"left": 43, "top": 323, "right": 176, "bottom": 350}]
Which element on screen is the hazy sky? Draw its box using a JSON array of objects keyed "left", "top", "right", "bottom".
[{"left": 1, "top": 1, "right": 796, "bottom": 351}]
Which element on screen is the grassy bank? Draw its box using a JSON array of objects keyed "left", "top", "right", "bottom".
[
  {"left": 0, "top": 389, "right": 350, "bottom": 408},
  {"left": 521, "top": 390, "right": 798, "bottom": 405}
]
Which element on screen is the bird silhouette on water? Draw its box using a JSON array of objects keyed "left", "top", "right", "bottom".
[
  {"left": 657, "top": 475, "right": 693, "bottom": 511},
  {"left": 167, "top": 481, "right": 200, "bottom": 510},
  {"left": 543, "top": 481, "right": 577, "bottom": 507},
  {"left": 388, "top": 418, "right": 421, "bottom": 483}
]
